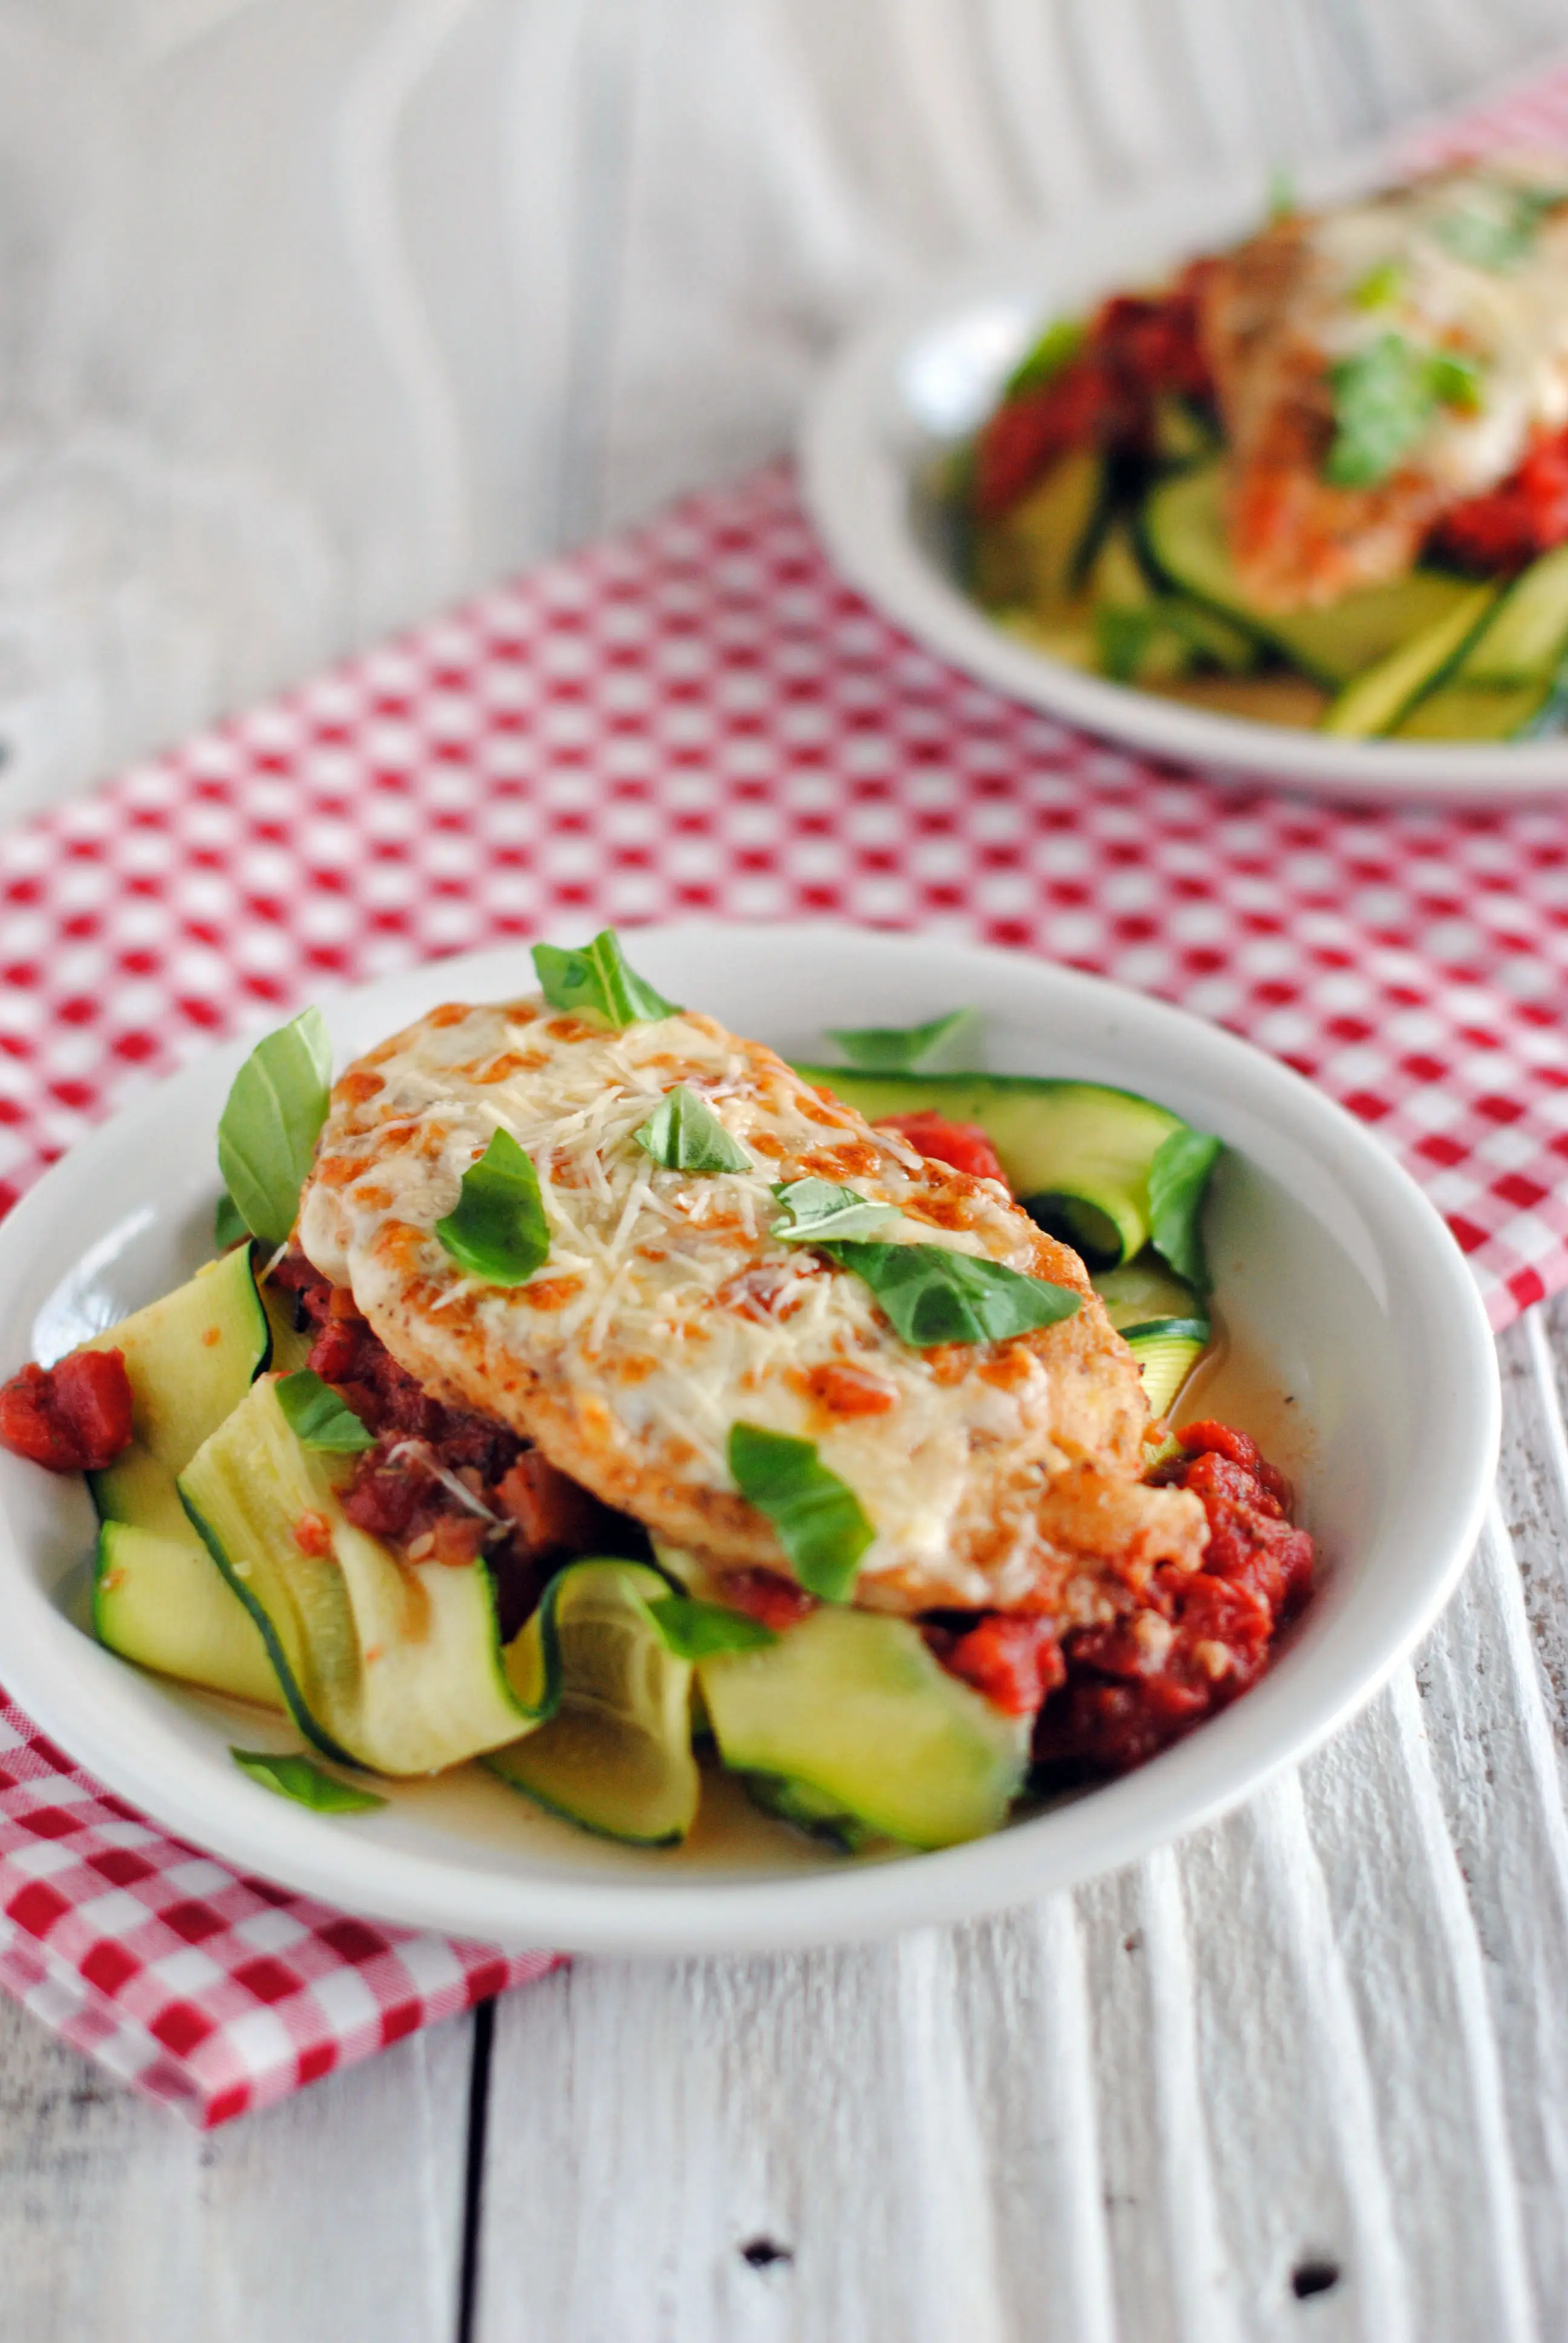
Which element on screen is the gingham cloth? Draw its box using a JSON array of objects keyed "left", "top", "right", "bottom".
[
  {"left": 7, "top": 71, "right": 1568, "bottom": 2127},
  {"left": 0, "top": 1699, "right": 558, "bottom": 2122}
]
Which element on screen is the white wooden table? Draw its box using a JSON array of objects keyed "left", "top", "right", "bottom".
[{"left": 3, "top": 7, "right": 1568, "bottom": 2337}]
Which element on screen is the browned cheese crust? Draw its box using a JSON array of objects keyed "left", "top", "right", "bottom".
[
  {"left": 1202, "top": 218, "right": 1446, "bottom": 609},
  {"left": 297, "top": 996, "right": 1207, "bottom": 1622}
]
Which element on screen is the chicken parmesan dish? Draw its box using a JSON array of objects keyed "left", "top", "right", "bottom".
[
  {"left": 0, "top": 934, "right": 1314, "bottom": 1852},
  {"left": 964, "top": 154, "right": 1568, "bottom": 741}
]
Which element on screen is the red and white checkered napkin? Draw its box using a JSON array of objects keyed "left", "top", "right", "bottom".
[
  {"left": 0, "top": 1695, "right": 558, "bottom": 2123},
  {"left": 7, "top": 66, "right": 1568, "bottom": 2123}
]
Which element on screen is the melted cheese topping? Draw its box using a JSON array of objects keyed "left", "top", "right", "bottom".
[
  {"left": 299, "top": 997, "right": 1205, "bottom": 1614},
  {"left": 1301, "top": 155, "right": 1568, "bottom": 496}
]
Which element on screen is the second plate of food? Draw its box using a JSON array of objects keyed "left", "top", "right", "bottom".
[
  {"left": 802, "top": 148, "right": 1568, "bottom": 800},
  {"left": 0, "top": 923, "right": 1498, "bottom": 1950}
]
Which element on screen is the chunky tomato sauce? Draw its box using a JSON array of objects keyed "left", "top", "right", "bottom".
[
  {"left": 924, "top": 1613, "right": 1067, "bottom": 1717},
  {"left": 881, "top": 1119, "right": 1317, "bottom": 1777},
  {"left": 1, "top": 1134, "right": 1314, "bottom": 1789},
  {"left": 1431, "top": 422, "right": 1568, "bottom": 572},
  {"left": 1032, "top": 1421, "right": 1313, "bottom": 1777},
  {"left": 0, "top": 1350, "right": 135, "bottom": 1474},
  {"left": 976, "top": 261, "right": 1568, "bottom": 582},
  {"left": 974, "top": 266, "right": 1215, "bottom": 520},
  {"left": 272, "top": 1255, "right": 634, "bottom": 1636},
  {"left": 876, "top": 1111, "right": 1006, "bottom": 1185}
]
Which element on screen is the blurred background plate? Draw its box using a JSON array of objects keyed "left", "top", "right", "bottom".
[{"left": 801, "top": 159, "right": 1568, "bottom": 804}]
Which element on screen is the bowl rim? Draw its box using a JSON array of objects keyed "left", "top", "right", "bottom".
[
  {"left": 0, "top": 923, "right": 1501, "bottom": 1951},
  {"left": 798, "top": 157, "right": 1568, "bottom": 805}
]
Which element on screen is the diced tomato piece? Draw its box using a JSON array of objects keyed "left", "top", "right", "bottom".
[
  {"left": 1434, "top": 424, "right": 1568, "bottom": 572},
  {"left": 494, "top": 1452, "right": 609, "bottom": 1556},
  {"left": 972, "top": 264, "right": 1215, "bottom": 518},
  {"left": 877, "top": 1112, "right": 1005, "bottom": 1185},
  {"left": 426, "top": 1515, "right": 486, "bottom": 1567},
  {"left": 1177, "top": 1418, "right": 1262, "bottom": 1472},
  {"left": 340, "top": 1462, "right": 422, "bottom": 1539},
  {"left": 1036, "top": 1676, "right": 1209, "bottom": 1775},
  {"left": 1033, "top": 1415, "right": 1316, "bottom": 1778},
  {"left": 307, "top": 1317, "right": 361, "bottom": 1386},
  {"left": 939, "top": 1613, "right": 1066, "bottom": 1716},
  {"left": 719, "top": 1568, "right": 817, "bottom": 1632},
  {"left": 973, "top": 361, "right": 1115, "bottom": 517},
  {"left": 0, "top": 1350, "right": 135, "bottom": 1474},
  {"left": 1175, "top": 1569, "right": 1273, "bottom": 1651},
  {"left": 292, "top": 1510, "right": 333, "bottom": 1556}
]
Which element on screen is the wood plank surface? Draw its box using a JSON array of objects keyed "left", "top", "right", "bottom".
[
  {"left": 2, "top": 7, "right": 1568, "bottom": 2341},
  {"left": 0, "top": 1991, "right": 475, "bottom": 2342}
]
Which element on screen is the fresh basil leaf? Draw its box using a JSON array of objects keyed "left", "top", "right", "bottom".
[
  {"left": 436, "top": 1128, "right": 550, "bottom": 1285},
  {"left": 645, "top": 1594, "right": 779, "bottom": 1659},
  {"left": 213, "top": 1190, "right": 248, "bottom": 1251},
  {"left": 1434, "top": 184, "right": 1567, "bottom": 272},
  {"left": 1353, "top": 258, "right": 1405, "bottom": 310},
  {"left": 531, "top": 929, "right": 680, "bottom": 1026},
  {"left": 216, "top": 1008, "right": 333, "bottom": 1250},
  {"left": 727, "top": 1424, "right": 873, "bottom": 1603},
  {"left": 1323, "top": 333, "right": 1485, "bottom": 490},
  {"left": 1002, "top": 317, "right": 1085, "bottom": 401},
  {"left": 230, "top": 1748, "right": 385, "bottom": 1814},
  {"left": 825, "top": 1008, "right": 981, "bottom": 1072},
  {"left": 275, "top": 1368, "right": 376, "bottom": 1452},
  {"left": 634, "top": 1086, "right": 751, "bottom": 1174},
  {"left": 1147, "top": 1127, "right": 1223, "bottom": 1291},
  {"left": 822, "top": 1240, "right": 1080, "bottom": 1348},
  {"left": 1323, "top": 335, "right": 1431, "bottom": 488},
  {"left": 771, "top": 1178, "right": 903, "bottom": 1244},
  {"left": 1426, "top": 350, "right": 1481, "bottom": 411}
]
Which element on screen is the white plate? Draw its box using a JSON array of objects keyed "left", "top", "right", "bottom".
[
  {"left": 800, "top": 160, "right": 1568, "bottom": 804},
  {"left": 0, "top": 924, "right": 1499, "bottom": 1952}
]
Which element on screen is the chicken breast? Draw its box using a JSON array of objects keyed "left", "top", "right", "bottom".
[
  {"left": 298, "top": 997, "right": 1206, "bottom": 1619},
  {"left": 1203, "top": 156, "right": 1568, "bottom": 607}
]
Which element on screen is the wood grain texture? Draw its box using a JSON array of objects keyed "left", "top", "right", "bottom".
[{"left": 0, "top": 1989, "right": 475, "bottom": 2342}]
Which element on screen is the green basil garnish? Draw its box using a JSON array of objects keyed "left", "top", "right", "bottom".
[
  {"left": 727, "top": 1424, "right": 874, "bottom": 1604},
  {"left": 216, "top": 1007, "right": 333, "bottom": 1251},
  {"left": 435, "top": 1129, "right": 550, "bottom": 1285},
  {"left": 1147, "top": 1127, "right": 1222, "bottom": 1291},
  {"left": 822, "top": 1240, "right": 1079, "bottom": 1348},
  {"left": 1352, "top": 259, "right": 1404, "bottom": 310},
  {"left": 1324, "top": 333, "right": 1483, "bottom": 490},
  {"left": 1002, "top": 317, "right": 1084, "bottom": 401},
  {"left": 230, "top": 1748, "right": 385, "bottom": 1814},
  {"left": 634, "top": 1086, "right": 751, "bottom": 1175},
  {"left": 771, "top": 1178, "right": 902, "bottom": 1244},
  {"left": 532, "top": 929, "right": 680, "bottom": 1027},
  {"left": 214, "top": 1190, "right": 248, "bottom": 1251},
  {"left": 645, "top": 1594, "right": 779, "bottom": 1659},
  {"left": 1426, "top": 350, "right": 1482, "bottom": 410},
  {"left": 275, "top": 1368, "right": 376, "bottom": 1453},
  {"left": 825, "top": 1008, "right": 979, "bottom": 1072},
  {"left": 1433, "top": 184, "right": 1567, "bottom": 272}
]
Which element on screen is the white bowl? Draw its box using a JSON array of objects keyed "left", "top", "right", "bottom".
[
  {"left": 800, "top": 163, "right": 1568, "bottom": 804},
  {"left": 0, "top": 924, "right": 1499, "bottom": 1952}
]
